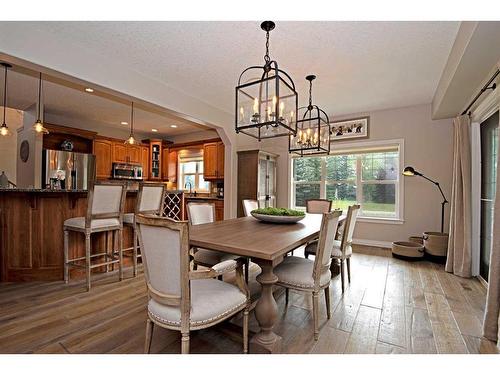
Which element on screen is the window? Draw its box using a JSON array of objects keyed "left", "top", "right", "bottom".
[
  {"left": 178, "top": 157, "right": 210, "bottom": 192},
  {"left": 291, "top": 140, "right": 403, "bottom": 221}
]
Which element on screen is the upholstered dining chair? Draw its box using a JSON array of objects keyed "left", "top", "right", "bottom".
[
  {"left": 187, "top": 202, "right": 240, "bottom": 277},
  {"left": 304, "top": 204, "right": 360, "bottom": 293},
  {"left": 303, "top": 199, "right": 332, "bottom": 259},
  {"left": 64, "top": 181, "right": 127, "bottom": 291},
  {"left": 242, "top": 199, "right": 259, "bottom": 217},
  {"left": 274, "top": 210, "right": 341, "bottom": 340},
  {"left": 122, "top": 182, "right": 166, "bottom": 277},
  {"left": 136, "top": 214, "right": 250, "bottom": 354}
]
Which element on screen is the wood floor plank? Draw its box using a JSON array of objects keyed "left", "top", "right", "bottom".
[
  {"left": 361, "top": 258, "right": 388, "bottom": 309},
  {"left": 344, "top": 305, "right": 382, "bottom": 354},
  {"left": 405, "top": 306, "right": 437, "bottom": 354},
  {"left": 309, "top": 326, "right": 350, "bottom": 354},
  {"left": 375, "top": 341, "right": 407, "bottom": 354},
  {"left": 452, "top": 311, "right": 483, "bottom": 338},
  {"left": 418, "top": 262, "right": 444, "bottom": 295}
]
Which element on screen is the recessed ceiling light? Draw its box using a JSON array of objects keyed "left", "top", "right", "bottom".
[
  {"left": 85, "top": 87, "right": 94, "bottom": 93},
  {"left": 121, "top": 121, "right": 128, "bottom": 125},
  {"left": 151, "top": 128, "right": 158, "bottom": 132},
  {"left": 170, "top": 124, "right": 178, "bottom": 128}
]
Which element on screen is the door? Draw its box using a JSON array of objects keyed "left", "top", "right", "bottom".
[
  {"left": 94, "top": 140, "right": 112, "bottom": 179},
  {"left": 257, "top": 157, "right": 268, "bottom": 208},
  {"left": 128, "top": 145, "right": 141, "bottom": 164},
  {"left": 267, "top": 157, "right": 277, "bottom": 207},
  {"left": 113, "top": 143, "right": 128, "bottom": 163},
  {"left": 203, "top": 143, "right": 218, "bottom": 179},
  {"left": 480, "top": 111, "right": 499, "bottom": 281}
]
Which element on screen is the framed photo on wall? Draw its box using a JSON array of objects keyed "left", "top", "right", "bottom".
[{"left": 330, "top": 116, "right": 369, "bottom": 141}]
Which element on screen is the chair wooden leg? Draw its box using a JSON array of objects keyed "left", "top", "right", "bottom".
[
  {"left": 346, "top": 257, "right": 351, "bottom": 283},
  {"left": 285, "top": 288, "right": 290, "bottom": 305},
  {"left": 133, "top": 227, "right": 138, "bottom": 277},
  {"left": 304, "top": 251, "right": 309, "bottom": 259},
  {"left": 85, "top": 232, "right": 91, "bottom": 292},
  {"left": 64, "top": 230, "right": 69, "bottom": 283},
  {"left": 312, "top": 291, "right": 319, "bottom": 341},
  {"left": 325, "top": 286, "right": 331, "bottom": 319},
  {"left": 181, "top": 332, "right": 190, "bottom": 354},
  {"left": 243, "top": 308, "right": 249, "bottom": 354},
  {"left": 144, "top": 319, "right": 154, "bottom": 354},
  {"left": 193, "top": 262, "right": 198, "bottom": 271},
  {"left": 118, "top": 229, "right": 123, "bottom": 281},
  {"left": 340, "top": 259, "right": 345, "bottom": 294}
]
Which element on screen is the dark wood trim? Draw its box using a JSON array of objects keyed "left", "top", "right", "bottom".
[
  {"left": 44, "top": 123, "right": 97, "bottom": 140},
  {"left": 169, "top": 138, "right": 221, "bottom": 150}
]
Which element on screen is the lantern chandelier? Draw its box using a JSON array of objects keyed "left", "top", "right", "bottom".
[
  {"left": 33, "top": 72, "right": 50, "bottom": 135},
  {"left": 289, "top": 75, "right": 331, "bottom": 156},
  {"left": 235, "top": 21, "right": 298, "bottom": 141},
  {"left": 125, "top": 102, "right": 136, "bottom": 145}
]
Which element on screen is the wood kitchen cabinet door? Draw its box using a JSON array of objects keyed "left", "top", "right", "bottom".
[
  {"left": 168, "top": 149, "right": 178, "bottom": 183},
  {"left": 203, "top": 142, "right": 218, "bottom": 179},
  {"left": 216, "top": 141, "right": 224, "bottom": 179},
  {"left": 141, "top": 146, "right": 149, "bottom": 180},
  {"left": 94, "top": 139, "right": 112, "bottom": 179},
  {"left": 162, "top": 147, "right": 169, "bottom": 180},
  {"left": 128, "top": 145, "right": 141, "bottom": 164},
  {"left": 113, "top": 143, "right": 128, "bottom": 163}
]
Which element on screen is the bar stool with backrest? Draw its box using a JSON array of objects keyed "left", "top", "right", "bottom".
[
  {"left": 304, "top": 204, "right": 360, "bottom": 293},
  {"left": 187, "top": 202, "right": 239, "bottom": 276},
  {"left": 242, "top": 199, "right": 259, "bottom": 217},
  {"left": 274, "top": 210, "right": 342, "bottom": 340},
  {"left": 122, "top": 182, "right": 166, "bottom": 277},
  {"left": 137, "top": 214, "right": 250, "bottom": 354},
  {"left": 64, "top": 181, "right": 127, "bottom": 291}
]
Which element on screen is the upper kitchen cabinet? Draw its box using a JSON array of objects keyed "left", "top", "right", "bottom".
[
  {"left": 168, "top": 149, "right": 178, "bottom": 183},
  {"left": 203, "top": 141, "right": 224, "bottom": 180},
  {"left": 146, "top": 139, "right": 173, "bottom": 180},
  {"left": 94, "top": 139, "right": 113, "bottom": 179},
  {"left": 112, "top": 142, "right": 141, "bottom": 164},
  {"left": 141, "top": 146, "right": 149, "bottom": 180}
]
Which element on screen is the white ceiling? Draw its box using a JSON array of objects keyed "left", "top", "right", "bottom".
[
  {"left": 20, "top": 21, "right": 460, "bottom": 118},
  {"left": 2, "top": 67, "right": 211, "bottom": 137}
]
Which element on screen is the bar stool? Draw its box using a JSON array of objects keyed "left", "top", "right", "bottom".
[
  {"left": 64, "top": 181, "right": 127, "bottom": 291},
  {"left": 122, "top": 182, "right": 166, "bottom": 277}
]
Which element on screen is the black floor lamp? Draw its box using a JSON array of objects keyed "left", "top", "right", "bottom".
[{"left": 403, "top": 166, "right": 448, "bottom": 233}]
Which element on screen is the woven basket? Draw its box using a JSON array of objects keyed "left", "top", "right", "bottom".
[
  {"left": 408, "top": 236, "right": 424, "bottom": 245},
  {"left": 423, "top": 232, "right": 448, "bottom": 257},
  {"left": 392, "top": 241, "right": 425, "bottom": 259}
]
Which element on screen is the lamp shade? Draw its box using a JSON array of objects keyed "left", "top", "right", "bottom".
[{"left": 403, "top": 166, "right": 420, "bottom": 176}]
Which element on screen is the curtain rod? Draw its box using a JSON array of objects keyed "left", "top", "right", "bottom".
[{"left": 462, "top": 69, "right": 499, "bottom": 116}]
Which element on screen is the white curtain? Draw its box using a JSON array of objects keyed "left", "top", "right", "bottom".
[
  {"left": 445, "top": 115, "right": 472, "bottom": 277},
  {"left": 483, "top": 111, "right": 500, "bottom": 343}
]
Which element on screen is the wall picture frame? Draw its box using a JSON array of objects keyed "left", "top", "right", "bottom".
[{"left": 330, "top": 116, "right": 369, "bottom": 141}]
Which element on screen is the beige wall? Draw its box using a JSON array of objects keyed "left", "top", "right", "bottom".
[
  {"left": 0, "top": 107, "right": 23, "bottom": 185},
  {"left": 16, "top": 109, "right": 43, "bottom": 189},
  {"left": 236, "top": 104, "right": 454, "bottom": 246}
]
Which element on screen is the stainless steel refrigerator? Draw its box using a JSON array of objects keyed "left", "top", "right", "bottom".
[{"left": 42, "top": 150, "right": 96, "bottom": 190}]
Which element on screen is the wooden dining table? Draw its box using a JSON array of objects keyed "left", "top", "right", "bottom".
[{"left": 189, "top": 213, "right": 346, "bottom": 354}]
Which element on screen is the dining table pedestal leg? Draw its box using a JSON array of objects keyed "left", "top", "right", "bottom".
[{"left": 250, "top": 259, "right": 282, "bottom": 354}]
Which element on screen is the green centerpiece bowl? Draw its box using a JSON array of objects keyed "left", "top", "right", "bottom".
[{"left": 250, "top": 207, "right": 306, "bottom": 224}]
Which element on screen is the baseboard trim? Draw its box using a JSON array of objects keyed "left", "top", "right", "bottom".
[
  {"left": 352, "top": 238, "right": 393, "bottom": 249},
  {"left": 477, "top": 275, "right": 488, "bottom": 291}
]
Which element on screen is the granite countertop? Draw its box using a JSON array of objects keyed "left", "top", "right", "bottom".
[
  {"left": 184, "top": 195, "right": 224, "bottom": 201},
  {"left": 0, "top": 188, "right": 185, "bottom": 194}
]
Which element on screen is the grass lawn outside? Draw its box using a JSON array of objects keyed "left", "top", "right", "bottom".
[{"left": 296, "top": 200, "right": 396, "bottom": 218}]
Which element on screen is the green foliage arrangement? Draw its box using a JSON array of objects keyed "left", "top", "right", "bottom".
[{"left": 251, "top": 207, "right": 305, "bottom": 217}]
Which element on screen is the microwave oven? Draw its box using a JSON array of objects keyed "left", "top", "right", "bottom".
[{"left": 112, "top": 163, "right": 143, "bottom": 180}]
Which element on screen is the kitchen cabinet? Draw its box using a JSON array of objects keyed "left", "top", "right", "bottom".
[
  {"left": 128, "top": 145, "right": 141, "bottom": 164},
  {"left": 237, "top": 150, "right": 278, "bottom": 217},
  {"left": 203, "top": 141, "right": 224, "bottom": 180},
  {"left": 141, "top": 146, "right": 149, "bottom": 180},
  {"left": 168, "top": 149, "right": 178, "bottom": 183},
  {"left": 112, "top": 142, "right": 141, "bottom": 164},
  {"left": 162, "top": 146, "right": 169, "bottom": 181},
  {"left": 94, "top": 139, "right": 113, "bottom": 179},
  {"left": 183, "top": 197, "right": 224, "bottom": 222},
  {"left": 149, "top": 140, "right": 162, "bottom": 180}
]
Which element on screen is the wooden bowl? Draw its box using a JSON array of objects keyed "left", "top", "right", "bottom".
[{"left": 251, "top": 212, "right": 305, "bottom": 224}]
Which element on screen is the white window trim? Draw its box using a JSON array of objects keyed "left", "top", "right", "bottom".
[
  {"left": 289, "top": 138, "right": 405, "bottom": 223},
  {"left": 178, "top": 156, "right": 210, "bottom": 193}
]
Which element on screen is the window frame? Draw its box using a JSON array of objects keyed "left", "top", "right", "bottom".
[
  {"left": 178, "top": 156, "right": 210, "bottom": 193},
  {"left": 289, "top": 138, "right": 405, "bottom": 224}
]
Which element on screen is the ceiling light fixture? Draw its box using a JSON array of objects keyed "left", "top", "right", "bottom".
[
  {"left": 33, "top": 73, "right": 49, "bottom": 135},
  {"left": 151, "top": 128, "right": 158, "bottom": 132},
  {"left": 0, "top": 63, "right": 12, "bottom": 137},
  {"left": 235, "top": 21, "right": 298, "bottom": 141},
  {"left": 289, "top": 75, "right": 331, "bottom": 156},
  {"left": 170, "top": 124, "right": 178, "bottom": 128},
  {"left": 85, "top": 87, "right": 94, "bottom": 93},
  {"left": 121, "top": 121, "right": 128, "bottom": 125},
  {"left": 125, "top": 102, "right": 136, "bottom": 145}
]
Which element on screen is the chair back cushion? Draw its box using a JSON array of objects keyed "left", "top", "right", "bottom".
[
  {"left": 137, "top": 218, "right": 186, "bottom": 296},
  {"left": 90, "top": 183, "right": 125, "bottom": 216},
  {"left": 306, "top": 199, "right": 332, "bottom": 214},
  {"left": 313, "top": 211, "right": 341, "bottom": 284},
  {"left": 187, "top": 202, "right": 215, "bottom": 225},
  {"left": 242, "top": 199, "right": 259, "bottom": 217},
  {"left": 138, "top": 184, "right": 165, "bottom": 213}
]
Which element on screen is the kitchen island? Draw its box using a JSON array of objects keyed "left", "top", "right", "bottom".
[{"left": 0, "top": 188, "right": 183, "bottom": 281}]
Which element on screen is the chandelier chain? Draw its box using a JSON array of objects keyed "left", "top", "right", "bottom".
[
  {"left": 309, "top": 79, "right": 313, "bottom": 107},
  {"left": 2, "top": 65, "right": 7, "bottom": 125},
  {"left": 264, "top": 30, "right": 270, "bottom": 64}
]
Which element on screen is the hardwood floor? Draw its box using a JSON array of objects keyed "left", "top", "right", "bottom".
[{"left": 0, "top": 245, "right": 498, "bottom": 354}]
